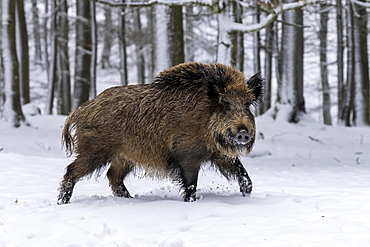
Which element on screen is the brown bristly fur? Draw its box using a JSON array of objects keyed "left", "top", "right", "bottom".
[{"left": 57, "top": 62, "right": 264, "bottom": 204}]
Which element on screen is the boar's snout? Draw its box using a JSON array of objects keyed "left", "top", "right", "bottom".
[{"left": 234, "top": 129, "right": 252, "bottom": 145}]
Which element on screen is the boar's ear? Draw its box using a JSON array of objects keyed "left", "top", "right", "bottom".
[{"left": 247, "top": 72, "right": 264, "bottom": 103}]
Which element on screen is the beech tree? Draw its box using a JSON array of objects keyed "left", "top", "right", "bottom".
[
  {"left": 15, "top": 0, "right": 30, "bottom": 106},
  {"left": 151, "top": 4, "right": 184, "bottom": 77},
  {"left": 57, "top": 0, "right": 71, "bottom": 114},
  {"left": 351, "top": 0, "right": 369, "bottom": 126},
  {"left": 319, "top": 3, "right": 332, "bottom": 125},
  {"left": 31, "top": 0, "right": 42, "bottom": 65},
  {"left": 118, "top": 3, "right": 128, "bottom": 85},
  {"left": 100, "top": 6, "right": 113, "bottom": 69},
  {"left": 277, "top": 0, "right": 305, "bottom": 123},
  {"left": 1, "top": 0, "right": 25, "bottom": 126},
  {"left": 73, "top": 0, "right": 92, "bottom": 109}
]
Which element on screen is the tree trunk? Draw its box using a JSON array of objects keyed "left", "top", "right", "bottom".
[
  {"left": 253, "top": 0, "right": 261, "bottom": 74},
  {"left": 152, "top": 5, "right": 170, "bottom": 76},
  {"left": 230, "top": 0, "right": 244, "bottom": 71},
  {"left": 340, "top": 0, "right": 354, "bottom": 126},
  {"left": 336, "top": 0, "right": 345, "bottom": 124},
  {"left": 278, "top": 0, "right": 305, "bottom": 123},
  {"left": 352, "top": 0, "right": 369, "bottom": 126},
  {"left": 319, "top": 4, "right": 332, "bottom": 125},
  {"left": 261, "top": 21, "right": 275, "bottom": 114},
  {"left": 73, "top": 0, "right": 92, "bottom": 109},
  {"left": 90, "top": 0, "right": 97, "bottom": 99},
  {"left": 42, "top": 0, "right": 50, "bottom": 78},
  {"left": 100, "top": 6, "right": 113, "bottom": 69},
  {"left": 15, "top": 0, "right": 30, "bottom": 105},
  {"left": 118, "top": 3, "right": 128, "bottom": 85},
  {"left": 45, "top": 0, "right": 57, "bottom": 114},
  {"left": 168, "top": 6, "right": 185, "bottom": 66},
  {"left": 31, "top": 0, "right": 43, "bottom": 65},
  {"left": 1, "top": 0, "right": 25, "bottom": 126},
  {"left": 185, "top": 6, "right": 195, "bottom": 62},
  {"left": 57, "top": 0, "right": 71, "bottom": 115},
  {"left": 217, "top": 2, "right": 232, "bottom": 65},
  {"left": 0, "top": 2, "right": 4, "bottom": 113},
  {"left": 133, "top": 7, "right": 145, "bottom": 84}
]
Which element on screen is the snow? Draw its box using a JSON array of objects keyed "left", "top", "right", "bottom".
[{"left": 1, "top": 113, "right": 370, "bottom": 246}]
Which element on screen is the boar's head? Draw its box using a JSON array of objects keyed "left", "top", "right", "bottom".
[{"left": 208, "top": 69, "right": 264, "bottom": 157}]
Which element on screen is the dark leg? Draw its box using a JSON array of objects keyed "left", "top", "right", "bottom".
[
  {"left": 181, "top": 168, "right": 200, "bottom": 202},
  {"left": 212, "top": 156, "right": 252, "bottom": 196},
  {"left": 57, "top": 156, "right": 107, "bottom": 205},
  {"left": 107, "top": 157, "right": 133, "bottom": 198},
  {"left": 170, "top": 156, "right": 201, "bottom": 202},
  {"left": 234, "top": 157, "right": 253, "bottom": 196}
]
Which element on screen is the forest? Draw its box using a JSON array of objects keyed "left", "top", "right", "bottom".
[{"left": 0, "top": 0, "right": 369, "bottom": 127}]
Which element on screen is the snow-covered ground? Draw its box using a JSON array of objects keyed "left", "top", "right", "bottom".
[{"left": 0, "top": 112, "right": 369, "bottom": 247}]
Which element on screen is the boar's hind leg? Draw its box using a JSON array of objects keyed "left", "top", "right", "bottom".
[
  {"left": 107, "top": 157, "right": 133, "bottom": 198},
  {"left": 57, "top": 156, "right": 106, "bottom": 205},
  {"left": 213, "top": 156, "right": 252, "bottom": 196}
]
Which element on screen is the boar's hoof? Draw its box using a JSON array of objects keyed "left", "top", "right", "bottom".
[
  {"left": 182, "top": 185, "right": 197, "bottom": 202},
  {"left": 57, "top": 181, "right": 75, "bottom": 205},
  {"left": 57, "top": 190, "right": 73, "bottom": 205},
  {"left": 239, "top": 180, "right": 253, "bottom": 197},
  {"left": 112, "top": 184, "right": 133, "bottom": 198}
]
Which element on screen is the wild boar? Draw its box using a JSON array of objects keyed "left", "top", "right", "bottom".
[{"left": 57, "top": 62, "right": 263, "bottom": 204}]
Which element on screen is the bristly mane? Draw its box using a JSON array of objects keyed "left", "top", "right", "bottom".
[{"left": 152, "top": 63, "right": 247, "bottom": 103}]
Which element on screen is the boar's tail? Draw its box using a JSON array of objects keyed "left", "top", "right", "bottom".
[{"left": 62, "top": 115, "right": 76, "bottom": 157}]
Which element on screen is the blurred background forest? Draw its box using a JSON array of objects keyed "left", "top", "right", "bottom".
[{"left": 0, "top": 0, "right": 369, "bottom": 127}]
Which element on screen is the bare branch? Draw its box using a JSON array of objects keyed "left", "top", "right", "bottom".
[
  {"left": 351, "top": 0, "right": 370, "bottom": 8},
  {"left": 92, "top": 0, "right": 215, "bottom": 7},
  {"left": 225, "top": 0, "right": 326, "bottom": 33}
]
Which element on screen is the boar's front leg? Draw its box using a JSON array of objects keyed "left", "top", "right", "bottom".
[
  {"left": 234, "top": 157, "right": 253, "bottom": 196},
  {"left": 170, "top": 156, "right": 201, "bottom": 202},
  {"left": 212, "top": 156, "right": 252, "bottom": 196}
]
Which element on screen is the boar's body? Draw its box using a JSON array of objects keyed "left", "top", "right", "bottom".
[{"left": 58, "top": 62, "right": 263, "bottom": 204}]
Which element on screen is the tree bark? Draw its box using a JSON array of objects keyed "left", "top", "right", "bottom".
[
  {"left": 278, "top": 0, "right": 305, "bottom": 123},
  {"left": 352, "top": 0, "right": 369, "bottom": 126},
  {"left": 133, "top": 7, "right": 145, "bottom": 84},
  {"left": 118, "top": 3, "right": 128, "bottom": 85},
  {"left": 1, "top": 0, "right": 25, "bottom": 126},
  {"left": 340, "top": 0, "right": 354, "bottom": 126},
  {"left": 261, "top": 21, "right": 275, "bottom": 114},
  {"left": 100, "top": 6, "right": 113, "bottom": 69},
  {"left": 336, "top": 0, "right": 345, "bottom": 123},
  {"left": 230, "top": 0, "right": 244, "bottom": 71},
  {"left": 45, "top": 0, "right": 57, "bottom": 115},
  {"left": 319, "top": 4, "right": 332, "bottom": 125},
  {"left": 90, "top": 0, "right": 97, "bottom": 99},
  {"left": 15, "top": 0, "right": 30, "bottom": 105},
  {"left": 216, "top": 1, "right": 232, "bottom": 65},
  {"left": 42, "top": 0, "right": 50, "bottom": 79},
  {"left": 57, "top": 0, "right": 71, "bottom": 115},
  {"left": 73, "top": 0, "right": 92, "bottom": 109},
  {"left": 152, "top": 4, "right": 170, "bottom": 76},
  {"left": 31, "top": 0, "right": 43, "bottom": 65},
  {"left": 0, "top": 0, "right": 4, "bottom": 113},
  {"left": 168, "top": 6, "right": 185, "bottom": 66}
]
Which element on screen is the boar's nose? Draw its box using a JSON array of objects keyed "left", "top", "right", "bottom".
[{"left": 235, "top": 130, "right": 251, "bottom": 144}]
